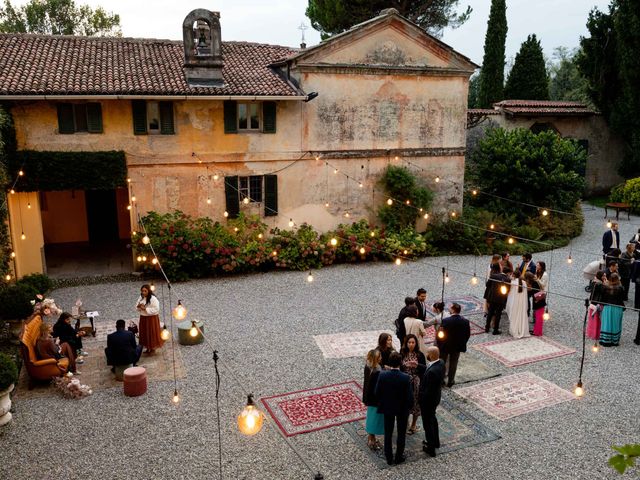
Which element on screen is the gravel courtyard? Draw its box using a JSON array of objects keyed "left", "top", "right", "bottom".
[{"left": 1, "top": 204, "right": 638, "bottom": 480}]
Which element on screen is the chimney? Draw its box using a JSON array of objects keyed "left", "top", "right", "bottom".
[{"left": 182, "top": 9, "right": 224, "bottom": 87}]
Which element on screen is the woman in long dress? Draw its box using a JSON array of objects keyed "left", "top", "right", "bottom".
[
  {"left": 599, "top": 273, "right": 625, "bottom": 347},
  {"left": 525, "top": 272, "right": 545, "bottom": 336},
  {"left": 136, "top": 284, "right": 163, "bottom": 354},
  {"left": 403, "top": 305, "right": 429, "bottom": 357},
  {"left": 400, "top": 334, "right": 426, "bottom": 435},
  {"left": 508, "top": 276, "right": 530, "bottom": 339},
  {"left": 586, "top": 271, "right": 606, "bottom": 340},
  {"left": 362, "top": 349, "right": 384, "bottom": 450}
]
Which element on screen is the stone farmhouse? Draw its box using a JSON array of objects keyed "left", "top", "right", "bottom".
[{"left": 0, "top": 8, "right": 477, "bottom": 277}]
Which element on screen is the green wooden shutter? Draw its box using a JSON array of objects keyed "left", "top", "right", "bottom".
[
  {"left": 264, "top": 174, "right": 278, "bottom": 216},
  {"left": 159, "top": 101, "right": 175, "bottom": 135},
  {"left": 57, "top": 103, "right": 75, "bottom": 134},
  {"left": 132, "top": 100, "right": 147, "bottom": 135},
  {"left": 223, "top": 100, "right": 237, "bottom": 134},
  {"left": 86, "top": 103, "right": 103, "bottom": 133},
  {"left": 224, "top": 176, "right": 240, "bottom": 219},
  {"left": 262, "top": 101, "right": 276, "bottom": 133}
]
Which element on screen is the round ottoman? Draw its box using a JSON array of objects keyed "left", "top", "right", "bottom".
[
  {"left": 123, "top": 366, "right": 147, "bottom": 397},
  {"left": 177, "top": 320, "right": 204, "bottom": 345}
]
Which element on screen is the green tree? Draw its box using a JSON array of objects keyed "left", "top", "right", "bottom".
[
  {"left": 467, "top": 128, "right": 586, "bottom": 220},
  {"left": 377, "top": 166, "right": 433, "bottom": 231},
  {"left": 577, "top": 1, "right": 640, "bottom": 177},
  {"left": 467, "top": 71, "right": 480, "bottom": 108},
  {"left": 306, "top": 0, "right": 471, "bottom": 39},
  {"left": 0, "top": 0, "right": 121, "bottom": 36},
  {"left": 549, "top": 47, "right": 591, "bottom": 104},
  {"left": 504, "top": 34, "right": 549, "bottom": 100},
  {"left": 477, "top": 0, "right": 507, "bottom": 108}
]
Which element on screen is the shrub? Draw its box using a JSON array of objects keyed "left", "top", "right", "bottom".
[
  {"left": 18, "top": 273, "right": 53, "bottom": 294},
  {"left": 0, "top": 352, "right": 18, "bottom": 391},
  {"left": 609, "top": 183, "right": 625, "bottom": 203},
  {"left": 621, "top": 177, "right": 640, "bottom": 211},
  {"left": 270, "top": 224, "right": 327, "bottom": 271},
  {"left": 0, "top": 282, "right": 37, "bottom": 320},
  {"left": 377, "top": 166, "right": 433, "bottom": 231}
]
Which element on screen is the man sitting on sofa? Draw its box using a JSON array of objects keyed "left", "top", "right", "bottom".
[{"left": 105, "top": 319, "right": 143, "bottom": 374}]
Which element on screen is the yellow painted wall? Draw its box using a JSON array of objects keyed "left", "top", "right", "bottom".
[
  {"left": 116, "top": 187, "right": 131, "bottom": 240},
  {"left": 40, "top": 190, "right": 89, "bottom": 244},
  {"left": 8, "top": 192, "right": 44, "bottom": 276}
]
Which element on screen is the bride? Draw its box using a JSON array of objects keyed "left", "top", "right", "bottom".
[{"left": 507, "top": 272, "right": 530, "bottom": 339}]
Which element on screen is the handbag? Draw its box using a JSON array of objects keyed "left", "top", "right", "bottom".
[
  {"left": 127, "top": 321, "right": 139, "bottom": 336},
  {"left": 533, "top": 291, "right": 546, "bottom": 302}
]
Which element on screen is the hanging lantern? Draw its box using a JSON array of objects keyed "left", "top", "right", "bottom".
[
  {"left": 574, "top": 381, "right": 584, "bottom": 397},
  {"left": 543, "top": 308, "right": 550, "bottom": 321},
  {"left": 160, "top": 325, "right": 171, "bottom": 341},
  {"left": 444, "top": 274, "right": 450, "bottom": 283},
  {"left": 567, "top": 255, "right": 573, "bottom": 264},
  {"left": 237, "top": 394, "right": 265, "bottom": 436},
  {"left": 173, "top": 300, "right": 187, "bottom": 320}
]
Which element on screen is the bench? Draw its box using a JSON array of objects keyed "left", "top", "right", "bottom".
[{"left": 604, "top": 202, "right": 631, "bottom": 221}]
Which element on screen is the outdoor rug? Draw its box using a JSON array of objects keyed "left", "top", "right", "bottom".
[
  {"left": 261, "top": 381, "right": 367, "bottom": 437},
  {"left": 454, "top": 371, "right": 575, "bottom": 421},
  {"left": 425, "top": 295, "right": 485, "bottom": 319},
  {"left": 313, "top": 330, "right": 401, "bottom": 359},
  {"left": 452, "top": 354, "right": 501, "bottom": 385},
  {"left": 15, "top": 318, "right": 186, "bottom": 400},
  {"left": 472, "top": 336, "right": 575, "bottom": 367},
  {"left": 423, "top": 319, "right": 486, "bottom": 345},
  {"left": 344, "top": 394, "right": 500, "bottom": 468}
]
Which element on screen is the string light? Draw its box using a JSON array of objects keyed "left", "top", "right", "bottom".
[
  {"left": 435, "top": 176, "right": 440, "bottom": 183},
  {"left": 9, "top": 189, "right": 15, "bottom": 195},
  {"left": 173, "top": 300, "right": 187, "bottom": 320},
  {"left": 172, "top": 389, "right": 180, "bottom": 404},
  {"left": 141, "top": 255, "right": 147, "bottom": 261},
  {"left": 243, "top": 197, "right": 250, "bottom": 204},
  {"left": 207, "top": 198, "right": 212, "bottom": 205},
  {"left": 324, "top": 202, "right": 330, "bottom": 208},
  {"left": 437, "top": 329, "right": 445, "bottom": 339},
  {"left": 160, "top": 325, "right": 171, "bottom": 341},
  {"left": 234, "top": 227, "right": 239, "bottom": 232},
  {"left": 574, "top": 381, "right": 584, "bottom": 397},
  {"left": 27, "top": 203, "right": 31, "bottom": 209},
  {"left": 224, "top": 211, "right": 229, "bottom": 218},
  {"left": 189, "top": 321, "right": 199, "bottom": 337},
  {"left": 131, "top": 195, "right": 136, "bottom": 202},
  {"left": 591, "top": 344, "right": 599, "bottom": 353},
  {"left": 127, "top": 178, "right": 131, "bottom": 183},
  {"left": 359, "top": 247, "right": 366, "bottom": 254},
  {"left": 542, "top": 209, "right": 548, "bottom": 216},
  {"left": 358, "top": 182, "right": 363, "bottom": 188},
  {"left": 18, "top": 170, "right": 23, "bottom": 176},
  {"left": 489, "top": 224, "right": 495, "bottom": 230},
  {"left": 344, "top": 212, "right": 350, "bottom": 218},
  {"left": 387, "top": 199, "right": 393, "bottom": 205},
  {"left": 333, "top": 168, "right": 338, "bottom": 174},
  {"left": 424, "top": 213, "right": 429, "bottom": 219},
  {"left": 237, "top": 394, "right": 265, "bottom": 436},
  {"left": 403, "top": 249, "right": 408, "bottom": 255},
  {"left": 370, "top": 231, "right": 375, "bottom": 237},
  {"left": 395, "top": 258, "right": 402, "bottom": 265},
  {"left": 330, "top": 238, "right": 338, "bottom": 246},
  {"left": 10, "top": 252, "right": 15, "bottom": 258},
  {"left": 472, "top": 189, "right": 477, "bottom": 196},
  {"left": 150, "top": 283, "right": 156, "bottom": 292},
  {"left": 258, "top": 233, "right": 263, "bottom": 239},
  {"left": 606, "top": 220, "right": 612, "bottom": 229},
  {"left": 451, "top": 211, "right": 457, "bottom": 218},
  {"left": 142, "top": 235, "right": 150, "bottom": 245},
  {"left": 5, "top": 274, "right": 11, "bottom": 281},
  {"left": 306, "top": 271, "right": 314, "bottom": 283},
  {"left": 272, "top": 250, "right": 278, "bottom": 257},
  {"left": 151, "top": 258, "right": 158, "bottom": 265},
  {"left": 288, "top": 218, "right": 294, "bottom": 227},
  {"left": 20, "top": 232, "right": 25, "bottom": 240},
  {"left": 127, "top": 205, "right": 132, "bottom": 210},
  {"left": 213, "top": 174, "right": 219, "bottom": 181},
  {"left": 444, "top": 273, "right": 450, "bottom": 283},
  {"left": 567, "top": 255, "right": 573, "bottom": 264},
  {"left": 500, "top": 285, "right": 508, "bottom": 295},
  {"left": 507, "top": 237, "right": 515, "bottom": 244},
  {"left": 132, "top": 231, "right": 137, "bottom": 237},
  {"left": 471, "top": 275, "right": 478, "bottom": 285},
  {"left": 406, "top": 200, "right": 411, "bottom": 205},
  {"left": 394, "top": 156, "right": 399, "bottom": 161},
  {"left": 543, "top": 308, "right": 550, "bottom": 321},
  {"left": 136, "top": 256, "right": 142, "bottom": 262}
]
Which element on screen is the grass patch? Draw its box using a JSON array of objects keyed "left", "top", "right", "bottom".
[{"left": 584, "top": 195, "right": 609, "bottom": 208}]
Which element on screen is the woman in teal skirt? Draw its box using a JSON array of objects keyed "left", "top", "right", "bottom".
[
  {"left": 599, "top": 273, "right": 626, "bottom": 347},
  {"left": 362, "top": 349, "right": 385, "bottom": 450}
]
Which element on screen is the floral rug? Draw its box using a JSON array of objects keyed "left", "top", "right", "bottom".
[
  {"left": 260, "top": 381, "right": 367, "bottom": 437},
  {"left": 454, "top": 372, "right": 575, "bottom": 421},
  {"left": 472, "top": 336, "right": 576, "bottom": 367},
  {"left": 313, "top": 330, "right": 401, "bottom": 359},
  {"left": 343, "top": 394, "right": 500, "bottom": 468},
  {"left": 425, "top": 295, "right": 485, "bottom": 319}
]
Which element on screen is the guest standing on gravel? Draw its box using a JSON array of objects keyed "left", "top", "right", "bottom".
[
  {"left": 436, "top": 303, "right": 470, "bottom": 387},
  {"left": 403, "top": 305, "right": 429, "bottom": 357},
  {"left": 395, "top": 297, "right": 415, "bottom": 345},
  {"left": 415, "top": 288, "right": 428, "bottom": 321},
  {"left": 602, "top": 222, "right": 620, "bottom": 256},
  {"left": 419, "top": 346, "right": 445, "bottom": 458},
  {"left": 376, "top": 332, "right": 395, "bottom": 368},
  {"left": 485, "top": 263, "right": 510, "bottom": 335},
  {"left": 618, "top": 243, "right": 636, "bottom": 301},
  {"left": 599, "top": 273, "right": 626, "bottom": 347},
  {"left": 362, "top": 349, "right": 384, "bottom": 451},
  {"left": 400, "top": 334, "right": 426, "bottom": 435},
  {"left": 136, "top": 284, "right": 163, "bottom": 354}
]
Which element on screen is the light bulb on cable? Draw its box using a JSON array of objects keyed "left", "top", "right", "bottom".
[
  {"left": 333, "top": 168, "right": 338, "bottom": 174},
  {"left": 451, "top": 211, "right": 457, "bottom": 218},
  {"left": 151, "top": 258, "right": 158, "bottom": 265},
  {"left": 172, "top": 390, "right": 180, "bottom": 404},
  {"left": 405, "top": 200, "right": 411, "bottom": 205},
  {"left": 574, "top": 381, "right": 584, "bottom": 397},
  {"left": 234, "top": 227, "right": 239, "bottom": 232},
  {"left": 258, "top": 233, "right": 263, "bottom": 239},
  {"left": 27, "top": 203, "right": 31, "bottom": 209},
  {"left": 237, "top": 394, "right": 265, "bottom": 436},
  {"left": 543, "top": 309, "right": 550, "bottom": 321},
  {"left": 307, "top": 271, "right": 314, "bottom": 283},
  {"left": 9, "top": 189, "right": 15, "bottom": 194},
  {"left": 189, "top": 321, "right": 198, "bottom": 337},
  {"left": 272, "top": 250, "right": 278, "bottom": 257},
  {"left": 127, "top": 205, "right": 132, "bottom": 211},
  {"left": 567, "top": 255, "right": 573, "bottom": 264},
  {"left": 424, "top": 213, "right": 429, "bottom": 219},
  {"left": 471, "top": 275, "right": 478, "bottom": 285},
  {"left": 127, "top": 178, "right": 131, "bottom": 183},
  {"left": 18, "top": 170, "right": 24, "bottom": 176},
  {"left": 213, "top": 174, "right": 219, "bottom": 181},
  {"left": 136, "top": 256, "right": 142, "bottom": 262},
  {"left": 472, "top": 189, "right": 477, "bottom": 196},
  {"left": 223, "top": 211, "right": 229, "bottom": 218},
  {"left": 344, "top": 212, "right": 350, "bottom": 218},
  {"left": 606, "top": 220, "right": 612, "bottom": 229},
  {"left": 288, "top": 218, "right": 294, "bottom": 227},
  {"left": 243, "top": 197, "right": 250, "bottom": 204},
  {"left": 142, "top": 235, "right": 150, "bottom": 245},
  {"left": 324, "top": 202, "right": 330, "bottom": 208},
  {"left": 542, "top": 209, "right": 548, "bottom": 216},
  {"left": 207, "top": 198, "right": 212, "bottom": 205},
  {"left": 403, "top": 249, "right": 408, "bottom": 255},
  {"left": 358, "top": 182, "right": 363, "bottom": 188},
  {"left": 592, "top": 344, "right": 599, "bottom": 353},
  {"left": 395, "top": 258, "right": 402, "bottom": 266},
  {"left": 20, "top": 232, "right": 26, "bottom": 240},
  {"left": 359, "top": 247, "right": 366, "bottom": 254},
  {"left": 435, "top": 176, "right": 440, "bottom": 183},
  {"left": 150, "top": 283, "right": 156, "bottom": 292},
  {"left": 141, "top": 256, "right": 147, "bottom": 261},
  {"left": 131, "top": 195, "right": 136, "bottom": 202},
  {"left": 445, "top": 274, "right": 450, "bottom": 283},
  {"left": 437, "top": 329, "right": 445, "bottom": 340},
  {"left": 173, "top": 300, "right": 187, "bottom": 320},
  {"left": 500, "top": 285, "right": 508, "bottom": 295},
  {"left": 508, "top": 237, "right": 515, "bottom": 245},
  {"left": 10, "top": 252, "right": 15, "bottom": 258},
  {"left": 330, "top": 238, "right": 338, "bottom": 246},
  {"left": 160, "top": 325, "right": 171, "bottom": 341},
  {"left": 387, "top": 198, "right": 393, "bottom": 205},
  {"left": 370, "top": 231, "right": 375, "bottom": 237},
  {"left": 5, "top": 274, "right": 11, "bottom": 281}
]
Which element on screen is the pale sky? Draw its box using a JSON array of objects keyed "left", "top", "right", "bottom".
[{"left": 11, "top": 0, "right": 612, "bottom": 64}]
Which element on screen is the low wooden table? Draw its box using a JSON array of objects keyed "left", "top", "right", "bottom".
[
  {"left": 604, "top": 202, "right": 631, "bottom": 221},
  {"left": 73, "top": 310, "right": 98, "bottom": 337}
]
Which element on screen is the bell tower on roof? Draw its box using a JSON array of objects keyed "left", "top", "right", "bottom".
[{"left": 182, "top": 9, "right": 224, "bottom": 87}]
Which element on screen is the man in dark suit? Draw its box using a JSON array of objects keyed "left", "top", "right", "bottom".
[
  {"left": 602, "top": 222, "right": 620, "bottom": 256},
  {"left": 105, "top": 319, "right": 143, "bottom": 373},
  {"left": 374, "top": 352, "right": 413, "bottom": 465},
  {"left": 419, "top": 346, "right": 446, "bottom": 457},
  {"left": 415, "top": 288, "right": 428, "bottom": 322},
  {"left": 395, "top": 296, "right": 416, "bottom": 345},
  {"left": 485, "top": 263, "right": 510, "bottom": 335},
  {"left": 436, "top": 303, "right": 471, "bottom": 387},
  {"left": 517, "top": 253, "right": 536, "bottom": 277}
]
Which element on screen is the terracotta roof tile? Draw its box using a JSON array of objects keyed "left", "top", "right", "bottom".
[
  {"left": 0, "top": 34, "right": 301, "bottom": 97},
  {"left": 492, "top": 100, "right": 597, "bottom": 116}
]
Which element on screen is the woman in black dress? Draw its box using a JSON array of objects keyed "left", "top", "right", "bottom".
[{"left": 53, "top": 312, "right": 88, "bottom": 358}]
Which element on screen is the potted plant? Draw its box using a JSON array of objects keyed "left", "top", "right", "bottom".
[{"left": 0, "top": 352, "right": 18, "bottom": 426}]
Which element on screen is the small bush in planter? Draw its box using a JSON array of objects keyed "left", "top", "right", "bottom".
[
  {"left": 0, "top": 283, "right": 37, "bottom": 320},
  {"left": 0, "top": 352, "right": 18, "bottom": 391},
  {"left": 17, "top": 273, "right": 53, "bottom": 294}
]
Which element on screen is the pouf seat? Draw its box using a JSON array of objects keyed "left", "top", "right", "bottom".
[
  {"left": 177, "top": 320, "right": 205, "bottom": 345},
  {"left": 123, "top": 366, "right": 147, "bottom": 397}
]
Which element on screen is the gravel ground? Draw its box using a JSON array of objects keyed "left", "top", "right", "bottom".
[{"left": 1, "top": 204, "right": 639, "bottom": 480}]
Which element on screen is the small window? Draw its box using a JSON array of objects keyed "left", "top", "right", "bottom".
[
  {"left": 147, "top": 101, "right": 161, "bottom": 133},
  {"left": 132, "top": 100, "right": 175, "bottom": 135},
  {"left": 57, "top": 103, "right": 102, "bottom": 134},
  {"left": 238, "top": 175, "right": 263, "bottom": 203},
  {"left": 238, "top": 102, "right": 260, "bottom": 131}
]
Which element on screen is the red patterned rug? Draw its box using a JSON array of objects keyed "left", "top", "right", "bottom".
[
  {"left": 472, "top": 336, "right": 575, "bottom": 367},
  {"left": 261, "top": 381, "right": 367, "bottom": 437},
  {"left": 454, "top": 372, "right": 575, "bottom": 420}
]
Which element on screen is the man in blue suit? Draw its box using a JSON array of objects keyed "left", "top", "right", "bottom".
[
  {"left": 374, "top": 352, "right": 413, "bottom": 465},
  {"left": 419, "top": 346, "right": 446, "bottom": 457},
  {"left": 436, "top": 303, "right": 471, "bottom": 388},
  {"left": 105, "top": 319, "right": 143, "bottom": 373},
  {"left": 602, "top": 222, "right": 620, "bottom": 256},
  {"left": 517, "top": 253, "right": 536, "bottom": 277}
]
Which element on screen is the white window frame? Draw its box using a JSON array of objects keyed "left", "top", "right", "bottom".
[
  {"left": 237, "top": 102, "right": 261, "bottom": 131},
  {"left": 147, "top": 101, "right": 161, "bottom": 135}
]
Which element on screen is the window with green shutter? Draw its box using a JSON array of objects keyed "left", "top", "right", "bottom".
[
  {"left": 57, "top": 102, "right": 103, "bottom": 134},
  {"left": 132, "top": 100, "right": 148, "bottom": 135},
  {"left": 262, "top": 101, "right": 276, "bottom": 133},
  {"left": 159, "top": 101, "right": 175, "bottom": 135},
  {"left": 224, "top": 100, "right": 238, "bottom": 134},
  {"left": 86, "top": 103, "right": 103, "bottom": 133},
  {"left": 57, "top": 104, "right": 75, "bottom": 134},
  {"left": 264, "top": 175, "right": 278, "bottom": 216},
  {"left": 224, "top": 176, "right": 240, "bottom": 219}
]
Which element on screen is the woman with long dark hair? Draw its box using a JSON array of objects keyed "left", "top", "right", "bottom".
[
  {"left": 362, "top": 349, "right": 384, "bottom": 450},
  {"left": 53, "top": 312, "right": 87, "bottom": 357},
  {"left": 400, "top": 334, "right": 426, "bottom": 435},
  {"left": 375, "top": 332, "right": 395, "bottom": 368},
  {"left": 599, "top": 273, "right": 625, "bottom": 347},
  {"left": 136, "top": 284, "right": 163, "bottom": 354}
]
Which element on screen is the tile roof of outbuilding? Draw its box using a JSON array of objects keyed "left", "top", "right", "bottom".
[
  {"left": 0, "top": 34, "right": 302, "bottom": 97},
  {"left": 493, "top": 100, "right": 597, "bottom": 116}
]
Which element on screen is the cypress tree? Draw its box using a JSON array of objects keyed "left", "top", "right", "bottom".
[
  {"left": 477, "top": 0, "right": 507, "bottom": 108},
  {"left": 504, "top": 34, "right": 549, "bottom": 100}
]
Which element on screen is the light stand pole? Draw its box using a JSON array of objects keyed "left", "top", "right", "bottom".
[
  {"left": 213, "top": 350, "right": 222, "bottom": 479},
  {"left": 575, "top": 298, "right": 589, "bottom": 397}
]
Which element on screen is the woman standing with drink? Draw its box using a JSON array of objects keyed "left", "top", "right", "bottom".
[{"left": 136, "top": 284, "right": 163, "bottom": 354}]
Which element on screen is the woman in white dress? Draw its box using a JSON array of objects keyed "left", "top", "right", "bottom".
[{"left": 508, "top": 276, "right": 530, "bottom": 339}]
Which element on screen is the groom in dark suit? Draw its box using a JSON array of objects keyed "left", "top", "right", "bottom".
[
  {"left": 105, "top": 319, "right": 143, "bottom": 372},
  {"left": 375, "top": 352, "right": 413, "bottom": 465},
  {"left": 436, "top": 303, "right": 471, "bottom": 387},
  {"left": 415, "top": 288, "right": 428, "bottom": 321},
  {"left": 485, "top": 263, "right": 510, "bottom": 335},
  {"left": 419, "top": 346, "right": 446, "bottom": 457}
]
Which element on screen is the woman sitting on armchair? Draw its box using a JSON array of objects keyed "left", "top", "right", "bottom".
[
  {"left": 53, "top": 312, "right": 88, "bottom": 358},
  {"left": 36, "top": 323, "right": 79, "bottom": 374}
]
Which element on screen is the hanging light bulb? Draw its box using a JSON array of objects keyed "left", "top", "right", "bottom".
[
  {"left": 288, "top": 218, "right": 294, "bottom": 227},
  {"left": 567, "top": 255, "right": 573, "bottom": 264},
  {"left": 543, "top": 309, "right": 550, "bottom": 321},
  {"left": 394, "top": 156, "right": 399, "bottom": 161},
  {"left": 173, "top": 300, "right": 187, "bottom": 320},
  {"left": 127, "top": 178, "right": 132, "bottom": 183},
  {"left": 500, "top": 285, "right": 508, "bottom": 295},
  {"left": 132, "top": 231, "right": 137, "bottom": 237},
  {"left": 370, "top": 231, "right": 375, "bottom": 237},
  {"left": 172, "top": 389, "right": 180, "bottom": 404},
  {"left": 330, "top": 238, "right": 338, "bottom": 246},
  {"left": 606, "top": 220, "right": 612, "bottom": 229},
  {"left": 315, "top": 155, "right": 320, "bottom": 161},
  {"left": 131, "top": 195, "right": 136, "bottom": 202},
  {"left": 213, "top": 174, "right": 219, "bottom": 181},
  {"left": 592, "top": 344, "right": 599, "bottom": 353},
  {"left": 142, "top": 235, "right": 150, "bottom": 245},
  {"left": 424, "top": 213, "right": 429, "bottom": 219},
  {"left": 207, "top": 198, "right": 212, "bottom": 205},
  {"left": 542, "top": 209, "right": 548, "bottom": 216},
  {"left": 333, "top": 168, "right": 338, "bottom": 174},
  {"left": 358, "top": 182, "right": 363, "bottom": 188},
  {"left": 27, "top": 203, "right": 31, "bottom": 209},
  {"left": 395, "top": 258, "right": 402, "bottom": 265},
  {"left": 224, "top": 211, "right": 229, "bottom": 218},
  {"left": 20, "top": 232, "right": 26, "bottom": 240},
  {"left": 490, "top": 224, "right": 495, "bottom": 230},
  {"left": 243, "top": 197, "right": 250, "bottom": 204},
  {"left": 189, "top": 321, "right": 199, "bottom": 337},
  {"left": 307, "top": 271, "right": 314, "bottom": 283},
  {"left": 150, "top": 283, "right": 156, "bottom": 292},
  {"left": 387, "top": 198, "right": 393, "bottom": 205},
  {"left": 9, "top": 189, "right": 15, "bottom": 194},
  {"left": 451, "top": 211, "right": 457, "bottom": 218},
  {"left": 127, "top": 205, "right": 132, "bottom": 211},
  {"left": 471, "top": 275, "right": 478, "bottom": 285},
  {"left": 10, "top": 252, "right": 15, "bottom": 258},
  {"left": 324, "top": 202, "right": 330, "bottom": 208},
  {"left": 237, "top": 394, "right": 265, "bottom": 436},
  {"left": 437, "top": 329, "right": 445, "bottom": 339},
  {"left": 151, "top": 257, "right": 158, "bottom": 265},
  {"left": 359, "top": 247, "right": 366, "bottom": 254},
  {"left": 258, "top": 233, "right": 263, "bottom": 239},
  {"left": 5, "top": 274, "right": 11, "bottom": 281},
  {"left": 272, "top": 250, "right": 278, "bottom": 257},
  {"left": 142, "top": 255, "right": 147, "bottom": 261},
  {"left": 419, "top": 208, "right": 423, "bottom": 212},
  {"left": 405, "top": 200, "right": 411, "bottom": 205},
  {"left": 233, "top": 227, "right": 239, "bottom": 232},
  {"left": 160, "top": 325, "right": 171, "bottom": 341},
  {"left": 574, "top": 381, "right": 584, "bottom": 397},
  {"left": 403, "top": 249, "right": 408, "bottom": 255},
  {"left": 507, "top": 237, "right": 515, "bottom": 245},
  {"left": 18, "top": 170, "right": 24, "bottom": 176},
  {"left": 344, "top": 212, "right": 350, "bottom": 218},
  {"left": 136, "top": 256, "right": 142, "bottom": 262},
  {"left": 435, "top": 176, "right": 440, "bottom": 183},
  {"left": 445, "top": 274, "right": 450, "bottom": 283},
  {"left": 472, "top": 189, "right": 477, "bottom": 196}
]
